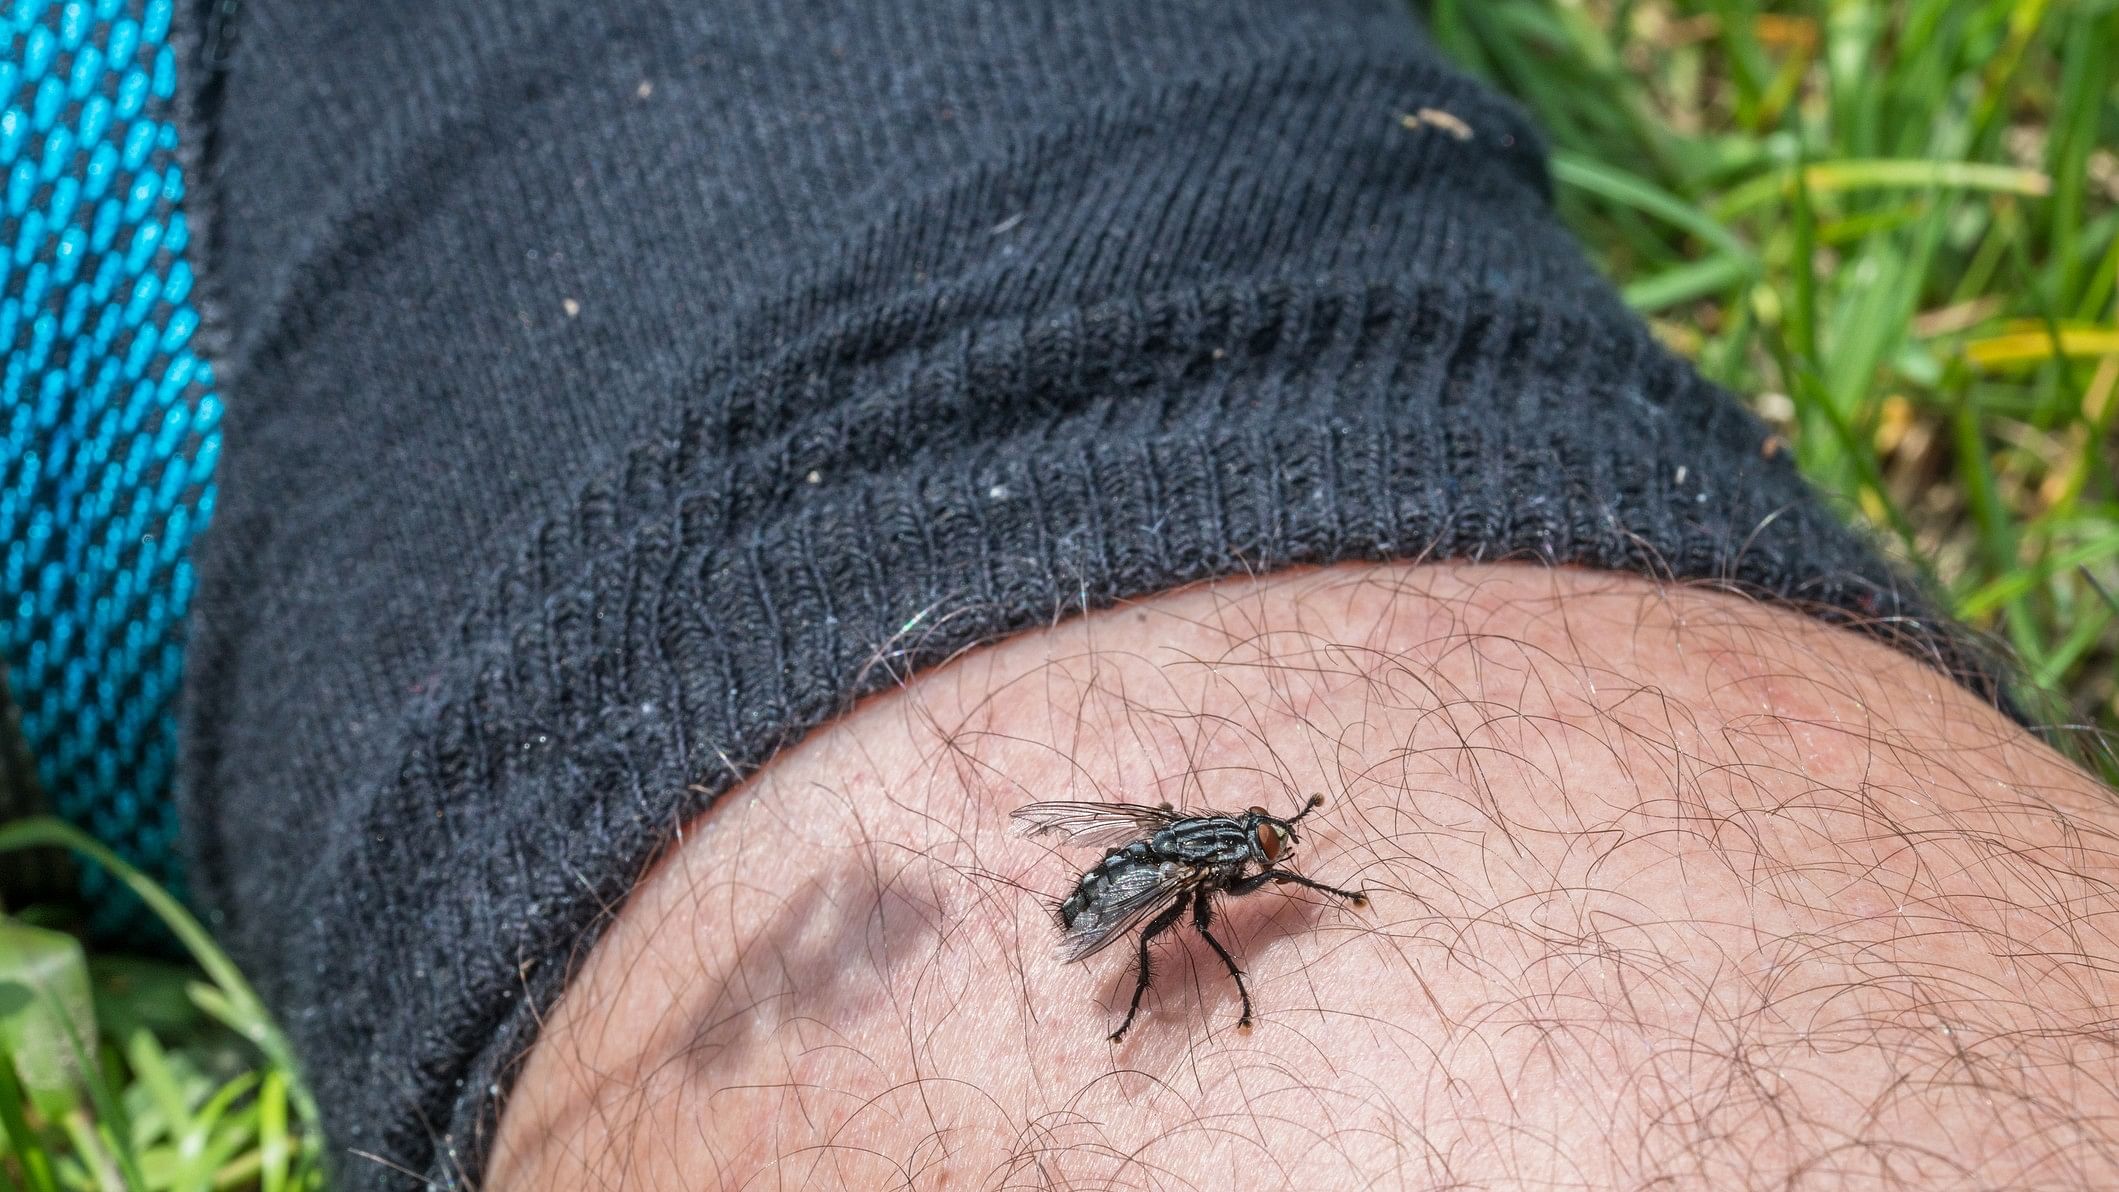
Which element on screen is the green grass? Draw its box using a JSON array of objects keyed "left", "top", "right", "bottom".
[
  {"left": 0, "top": 820, "right": 324, "bottom": 1191},
  {"left": 4, "top": 2, "right": 2115, "bottom": 1188},
  {"left": 1431, "top": 0, "right": 2119, "bottom": 772}
]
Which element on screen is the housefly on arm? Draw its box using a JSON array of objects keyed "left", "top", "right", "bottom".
[{"left": 1011, "top": 794, "right": 1368, "bottom": 1043}]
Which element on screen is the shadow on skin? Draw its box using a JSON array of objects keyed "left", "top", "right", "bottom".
[{"left": 489, "top": 563, "right": 2119, "bottom": 1191}]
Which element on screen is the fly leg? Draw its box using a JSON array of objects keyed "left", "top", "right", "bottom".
[
  {"left": 1190, "top": 891, "right": 1254, "bottom": 1031},
  {"left": 1229, "top": 868, "right": 1369, "bottom": 908},
  {"left": 1112, "top": 897, "right": 1190, "bottom": 1043},
  {"left": 1286, "top": 792, "right": 1328, "bottom": 822}
]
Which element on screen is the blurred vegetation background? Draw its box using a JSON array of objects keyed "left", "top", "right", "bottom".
[
  {"left": 1434, "top": 0, "right": 2119, "bottom": 765},
  {"left": 5, "top": 1, "right": 2115, "bottom": 1187}
]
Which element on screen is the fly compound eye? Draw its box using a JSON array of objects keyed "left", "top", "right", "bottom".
[{"left": 1255, "top": 821, "right": 1285, "bottom": 862}]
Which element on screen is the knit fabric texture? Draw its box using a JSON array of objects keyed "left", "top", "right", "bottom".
[
  {"left": 173, "top": 1, "right": 2007, "bottom": 1186},
  {"left": 1, "top": 0, "right": 220, "bottom": 933}
]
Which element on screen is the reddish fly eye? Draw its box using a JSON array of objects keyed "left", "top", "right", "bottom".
[{"left": 1255, "top": 822, "right": 1284, "bottom": 862}]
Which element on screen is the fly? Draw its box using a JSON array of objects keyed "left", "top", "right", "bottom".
[{"left": 1012, "top": 793, "right": 1368, "bottom": 1042}]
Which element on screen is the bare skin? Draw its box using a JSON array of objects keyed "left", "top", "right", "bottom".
[{"left": 486, "top": 563, "right": 2119, "bottom": 1190}]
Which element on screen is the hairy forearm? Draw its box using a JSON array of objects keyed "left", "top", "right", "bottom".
[{"left": 488, "top": 563, "right": 2119, "bottom": 1190}]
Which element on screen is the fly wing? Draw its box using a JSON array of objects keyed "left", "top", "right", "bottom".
[
  {"left": 1011, "top": 801, "right": 1180, "bottom": 849},
  {"left": 1055, "top": 861, "right": 1204, "bottom": 963}
]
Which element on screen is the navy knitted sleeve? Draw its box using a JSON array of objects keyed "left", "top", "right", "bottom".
[{"left": 171, "top": 0, "right": 2005, "bottom": 1185}]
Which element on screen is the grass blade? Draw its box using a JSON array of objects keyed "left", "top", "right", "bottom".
[
  {"left": 0, "top": 1055, "right": 60, "bottom": 1192},
  {"left": 1553, "top": 151, "right": 1762, "bottom": 271},
  {"left": 257, "top": 1069, "right": 291, "bottom": 1192},
  {"left": 1715, "top": 158, "right": 2052, "bottom": 220}
]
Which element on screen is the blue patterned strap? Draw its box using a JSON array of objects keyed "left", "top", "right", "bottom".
[{"left": 1, "top": 0, "right": 220, "bottom": 936}]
